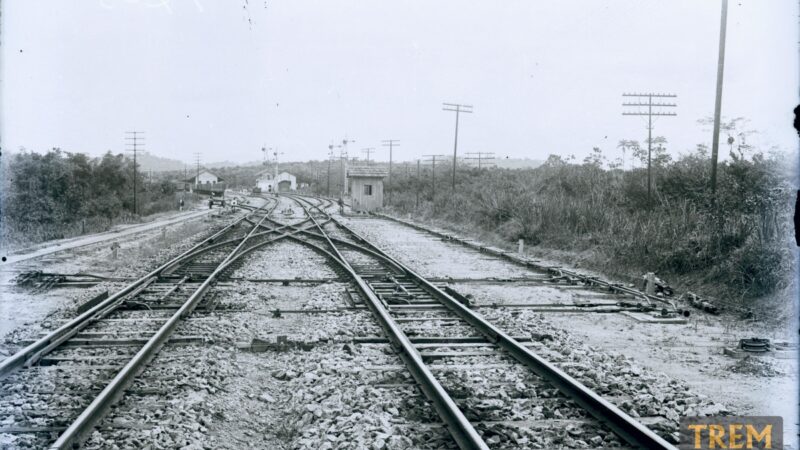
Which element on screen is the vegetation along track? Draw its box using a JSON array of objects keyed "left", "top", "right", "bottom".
[
  {"left": 277, "top": 194, "right": 677, "bottom": 450},
  {"left": 0, "top": 199, "right": 278, "bottom": 449}
]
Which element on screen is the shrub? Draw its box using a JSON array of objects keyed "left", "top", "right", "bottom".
[
  {"left": 1, "top": 149, "right": 182, "bottom": 248},
  {"left": 384, "top": 147, "right": 794, "bottom": 299}
]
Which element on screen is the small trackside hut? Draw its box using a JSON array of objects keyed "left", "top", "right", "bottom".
[{"left": 347, "top": 166, "right": 387, "bottom": 213}]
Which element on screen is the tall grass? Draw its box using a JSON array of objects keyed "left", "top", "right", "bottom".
[{"left": 383, "top": 149, "right": 795, "bottom": 300}]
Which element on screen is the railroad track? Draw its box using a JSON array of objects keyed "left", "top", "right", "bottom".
[
  {"left": 371, "top": 212, "right": 688, "bottom": 316},
  {"left": 265, "top": 194, "right": 677, "bottom": 449},
  {"left": 0, "top": 199, "right": 279, "bottom": 449},
  {"left": 1, "top": 193, "right": 679, "bottom": 449}
]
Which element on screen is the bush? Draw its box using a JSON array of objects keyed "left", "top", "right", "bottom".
[
  {"left": 1, "top": 149, "right": 182, "bottom": 248},
  {"left": 385, "top": 147, "right": 794, "bottom": 299}
]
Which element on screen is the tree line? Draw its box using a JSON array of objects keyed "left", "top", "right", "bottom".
[{"left": 1, "top": 149, "right": 180, "bottom": 247}]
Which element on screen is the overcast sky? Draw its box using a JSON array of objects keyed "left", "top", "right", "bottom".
[{"left": 2, "top": 1, "right": 797, "bottom": 165}]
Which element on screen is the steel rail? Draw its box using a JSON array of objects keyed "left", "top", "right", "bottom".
[
  {"left": 313, "top": 201, "right": 677, "bottom": 450},
  {"left": 22, "top": 277, "right": 165, "bottom": 368},
  {"left": 244, "top": 215, "right": 407, "bottom": 274},
  {"left": 48, "top": 201, "right": 277, "bottom": 449},
  {"left": 159, "top": 217, "right": 327, "bottom": 275},
  {"left": 375, "top": 213, "right": 679, "bottom": 310},
  {"left": 287, "top": 195, "right": 489, "bottom": 450},
  {"left": 0, "top": 200, "right": 273, "bottom": 380}
]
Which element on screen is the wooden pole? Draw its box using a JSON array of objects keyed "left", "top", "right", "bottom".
[{"left": 710, "top": 0, "right": 729, "bottom": 194}]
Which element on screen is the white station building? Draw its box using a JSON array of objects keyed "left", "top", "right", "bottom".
[{"left": 256, "top": 170, "right": 297, "bottom": 193}]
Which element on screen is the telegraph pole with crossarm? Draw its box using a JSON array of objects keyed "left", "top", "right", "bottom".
[
  {"left": 125, "top": 131, "right": 145, "bottom": 215},
  {"left": 622, "top": 93, "right": 677, "bottom": 201},
  {"left": 193, "top": 152, "right": 201, "bottom": 188},
  {"left": 442, "top": 102, "right": 473, "bottom": 193},
  {"left": 381, "top": 139, "right": 399, "bottom": 202},
  {"left": 361, "top": 148, "right": 375, "bottom": 165},
  {"left": 464, "top": 152, "right": 495, "bottom": 169}
]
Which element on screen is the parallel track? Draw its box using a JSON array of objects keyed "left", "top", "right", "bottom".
[
  {"left": 269, "top": 194, "right": 677, "bottom": 450},
  {"left": 0, "top": 199, "right": 277, "bottom": 449},
  {"left": 1, "top": 193, "right": 678, "bottom": 449}
]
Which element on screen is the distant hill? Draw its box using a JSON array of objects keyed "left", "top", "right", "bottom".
[
  {"left": 136, "top": 153, "right": 186, "bottom": 172},
  {"left": 135, "top": 153, "right": 544, "bottom": 173},
  {"left": 135, "top": 153, "right": 259, "bottom": 172},
  {"left": 206, "top": 160, "right": 251, "bottom": 169}
]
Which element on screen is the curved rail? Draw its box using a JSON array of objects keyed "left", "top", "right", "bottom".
[
  {"left": 286, "top": 194, "right": 489, "bottom": 450},
  {"left": 0, "top": 202, "right": 271, "bottom": 380},
  {"left": 0, "top": 198, "right": 275, "bottom": 449},
  {"left": 46, "top": 200, "right": 277, "bottom": 449},
  {"left": 287, "top": 194, "right": 677, "bottom": 450}
]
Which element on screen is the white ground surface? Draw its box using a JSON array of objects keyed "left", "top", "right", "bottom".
[
  {"left": 3, "top": 207, "right": 212, "bottom": 264},
  {"left": 0, "top": 201, "right": 263, "bottom": 341}
]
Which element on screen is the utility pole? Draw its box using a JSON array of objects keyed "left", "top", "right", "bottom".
[
  {"left": 464, "top": 152, "right": 496, "bottom": 169},
  {"left": 125, "top": 131, "right": 145, "bottom": 215},
  {"left": 415, "top": 159, "right": 421, "bottom": 210},
  {"left": 193, "top": 152, "right": 201, "bottom": 188},
  {"left": 327, "top": 144, "right": 339, "bottom": 197},
  {"left": 622, "top": 93, "right": 677, "bottom": 200},
  {"left": 710, "top": 0, "right": 729, "bottom": 194},
  {"left": 442, "top": 102, "right": 473, "bottom": 192},
  {"left": 423, "top": 154, "right": 446, "bottom": 214},
  {"left": 341, "top": 137, "right": 354, "bottom": 197},
  {"left": 361, "top": 148, "right": 375, "bottom": 165},
  {"left": 381, "top": 139, "right": 400, "bottom": 202}
]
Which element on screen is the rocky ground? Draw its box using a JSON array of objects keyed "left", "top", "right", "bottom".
[
  {"left": 0, "top": 207, "right": 246, "bottom": 345},
  {"left": 1, "top": 199, "right": 796, "bottom": 449},
  {"left": 80, "top": 242, "right": 449, "bottom": 450},
  {"left": 342, "top": 213, "right": 798, "bottom": 448}
]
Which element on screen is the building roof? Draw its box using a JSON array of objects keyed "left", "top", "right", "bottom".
[
  {"left": 256, "top": 170, "right": 296, "bottom": 182},
  {"left": 347, "top": 166, "right": 388, "bottom": 178},
  {"left": 255, "top": 170, "right": 273, "bottom": 181},
  {"left": 184, "top": 170, "right": 223, "bottom": 183}
]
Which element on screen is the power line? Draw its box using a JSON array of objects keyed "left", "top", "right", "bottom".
[
  {"left": 442, "top": 102, "right": 473, "bottom": 193},
  {"left": 381, "top": 139, "right": 400, "bottom": 202},
  {"left": 622, "top": 93, "right": 677, "bottom": 200},
  {"left": 464, "top": 152, "right": 495, "bottom": 169},
  {"left": 124, "top": 131, "right": 145, "bottom": 215}
]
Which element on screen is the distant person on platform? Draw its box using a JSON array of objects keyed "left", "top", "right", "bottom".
[
  {"left": 179, "top": 198, "right": 185, "bottom": 211},
  {"left": 338, "top": 197, "right": 344, "bottom": 214}
]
